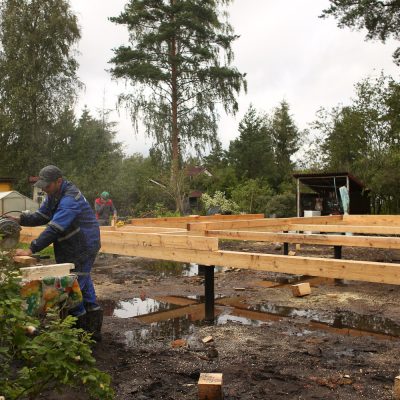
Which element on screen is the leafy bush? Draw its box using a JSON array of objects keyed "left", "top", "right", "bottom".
[
  {"left": 0, "top": 254, "right": 114, "bottom": 400},
  {"left": 201, "top": 191, "right": 240, "bottom": 214},
  {"left": 230, "top": 179, "right": 272, "bottom": 214},
  {"left": 265, "top": 191, "right": 296, "bottom": 218}
]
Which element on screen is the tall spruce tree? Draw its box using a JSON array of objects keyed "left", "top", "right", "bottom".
[
  {"left": 271, "top": 101, "right": 299, "bottom": 187},
  {"left": 110, "top": 0, "right": 246, "bottom": 212},
  {"left": 228, "top": 105, "right": 275, "bottom": 183},
  {"left": 0, "top": 0, "right": 80, "bottom": 191}
]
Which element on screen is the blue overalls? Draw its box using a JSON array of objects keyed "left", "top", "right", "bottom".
[{"left": 20, "top": 180, "right": 101, "bottom": 317}]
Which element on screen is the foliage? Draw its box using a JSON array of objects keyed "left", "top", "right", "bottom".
[
  {"left": 110, "top": 0, "right": 246, "bottom": 212},
  {"left": 201, "top": 191, "right": 239, "bottom": 214},
  {"left": 153, "top": 203, "right": 181, "bottom": 217},
  {"left": 111, "top": 153, "right": 175, "bottom": 216},
  {"left": 228, "top": 105, "right": 275, "bottom": 183},
  {"left": 265, "top": 191, "right": 297, "bottom": 218},
  {"left": 0, "top": 0, "right": 80, "bottom": 192},
  {"left": 307, "top": 73, "right": 400, "bottom": 213},
  {"left": 55, "top": 108, "right": 124, "bottom": 205},
  {"left": 270, "top": 100, "right": 300, "bottom": 186},
  {"left": 321, "top": 0, "right": 400, "bottom": 65},
  {"left": 0, "top": 254, "right": 114, "bottom": 400},
  {"left": 230, "top": 179, "right": 272, "bottom": 214}
]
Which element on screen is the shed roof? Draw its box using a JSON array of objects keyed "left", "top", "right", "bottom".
[
  {"left": 293, "top": 172, "right": 366, "bottom": 191},
  {"left": 0, "top": 191, "right": 15, "bottom": 199}
]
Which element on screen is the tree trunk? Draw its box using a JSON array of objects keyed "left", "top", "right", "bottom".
[{"left": 170, "top": 0, "right": 183, "bottom": 214}]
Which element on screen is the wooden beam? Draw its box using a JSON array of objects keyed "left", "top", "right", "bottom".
[
  {"left": 107, "top": 226, "right": 188, "bottom": 233},
  {"left": 130, "top": 213, "right": 265, "bottom": 227},
  {"left": 13, "top": 255, "right": 37, "bottom": 265},
  {"left": 188, "top": 215, "right": 343, "bottom": 232},
  {"left": 100, "top": 231, "right": 218, "bottom": 251},
  {"left": 206, "top": 230, "right": 400, "bottom": 249},
  {"left": 288, "top": 224, "right": 400, "bottom": 235},
  {"left": 20, "top": 227, "right": 216, "bottom": 250},
  {"left": 342, "top": 214, "right": 400, "bottom": 226},
  {"left": 98, "top": 242, "right": 400, "bottom": 285},
  {"left": 20, "top": 263, "right": 74, "bottom": 280},
  {"left": 20, "top": 226, "right": 45, "bottom": 243}
]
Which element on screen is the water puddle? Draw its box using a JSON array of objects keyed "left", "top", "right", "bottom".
[
  {"left": 105, "top": 295, "right": 400, "bottom": 346},
  {"left": 140, "top": 261, "right": 225, "bottom": 277},
  {"left": 112, "top": 297, "right": 178, "bottom": 318},
  {"left": 125, "top": 316, "right": 198, "bottom": 346},
  {"left": 253, "top": 303, "right": 400, "bottom": 337}
]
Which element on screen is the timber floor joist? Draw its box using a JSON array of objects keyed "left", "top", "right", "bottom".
[{"left": 18, "top": 214, "right": 400, "bottom": 285}]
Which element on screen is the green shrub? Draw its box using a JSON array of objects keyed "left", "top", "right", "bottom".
[
  {"left": 201, "top": 191, "right": 239, "bottom": 214},
  {"left": 230, "top": 179, "right": 272, "bottom": 214},
  {"left": 265, "top": 191, "right": 296, "bottom": 218},
  {"left": 0, "top": 254, "right": 114, "bottom": 400}
]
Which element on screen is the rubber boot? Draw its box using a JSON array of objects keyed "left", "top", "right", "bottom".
[{"left": 76, "top": 309, "right": 103, "bottom": 342}]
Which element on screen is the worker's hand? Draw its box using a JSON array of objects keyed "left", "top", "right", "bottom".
[{"left": 15, "top": 248, "right": 32, "bottom": 257}]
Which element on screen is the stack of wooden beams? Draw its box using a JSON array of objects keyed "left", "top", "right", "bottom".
[{"left": 19, "top": 214, "right": 400, "bottom": 285}]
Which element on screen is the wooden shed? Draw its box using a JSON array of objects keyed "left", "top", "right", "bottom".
[{"left": 293, "top": 172, "right": 370, "bottom": 217}]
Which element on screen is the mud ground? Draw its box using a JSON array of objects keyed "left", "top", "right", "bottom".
[{"left": 51, "top": 243, "right": 400, "bottom": 399}]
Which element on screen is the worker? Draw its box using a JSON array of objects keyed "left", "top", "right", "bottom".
[
  {"left": 94, "top": 191, "right": 117, "bottom": 226},
  {"left": 12, "top": 165, "right": 103, "bottom": 340}
]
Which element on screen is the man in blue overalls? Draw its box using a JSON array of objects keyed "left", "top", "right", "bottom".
[{"left": 14, "top": 165, "right": 102, "bottom": 340}]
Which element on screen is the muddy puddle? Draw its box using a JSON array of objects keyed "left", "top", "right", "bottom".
[
  {"left": 102, "top": 294, "right": 400, "bottom": 347},
  {"left": 138, "top": 261, "right": 225, "bottom": 277}
]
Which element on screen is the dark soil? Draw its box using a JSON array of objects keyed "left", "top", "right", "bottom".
[{"left": 44, "top": 242, "right": 400, "bottom": 399}]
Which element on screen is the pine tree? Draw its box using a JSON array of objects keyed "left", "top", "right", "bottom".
[{"left": 110, "top": 0, "right": 246, "bottom": 212}]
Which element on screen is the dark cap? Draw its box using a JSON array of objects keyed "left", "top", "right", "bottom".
[{"left": 34, "top": 165, "right": 63, "bottom": 188}]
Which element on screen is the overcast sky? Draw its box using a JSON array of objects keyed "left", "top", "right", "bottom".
[{"left": 70, "top": 0, "right": 399, "bottom": 156}]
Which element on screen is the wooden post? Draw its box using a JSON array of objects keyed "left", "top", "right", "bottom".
[
  {"left": 204, "top": 265, "right": 215, "bottom": 321},
  {"left": 198, "top": 373, "right": 223, "bottom": 400}
]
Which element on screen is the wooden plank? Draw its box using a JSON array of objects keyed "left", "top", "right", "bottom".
[
  {"left": 98, "top": 242, "right": 400, "bottom": 285},
  {"left": 19, "top": 227, "right": 217, "bottom": 250},
  {"left": 288, "top": 224, "right": 400, "bottom": 235},
  {"left": 20, "top": 263, "right": 74, "bottom": 280},
  {"left": 188, "top": 215, "right": 343, "bottom": 232},
  {"left": 13, "top": 255, "right": 37, "bottom": 265},
  {"left": 206, "top": 230, "right": 400, "bottom": 249},
  {"left": 130, "top": 213, "right": 264, "bottom": 226},
  {"left": 112, "top": 226, "right": 188, "bottom": 233},
  {"left": 20, "top": 226, "right": 45, "bottom": 243},
  {"left": 100, "top": 231, "right": 218, "bottom": 251},
  {"left": 343, "top": 214, "right": 400, "bottom": 226}
]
